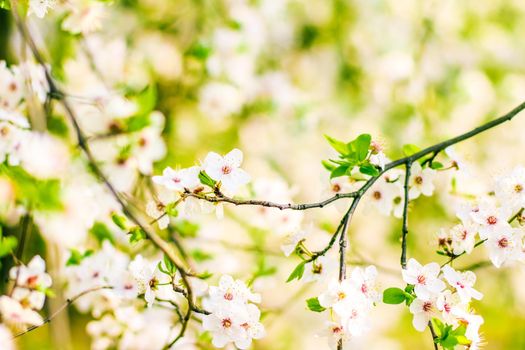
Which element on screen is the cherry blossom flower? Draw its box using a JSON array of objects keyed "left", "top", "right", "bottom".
[
  {"left": 199, "top": 82, "right": 244, "bottom": 120},
  {"left": 9, "top": 255, "right": 52, "bottom": 310},
  {"left": 409, "top": 297, "right": 438, "bottom": 332},
  {"left": 208, "top": 274, "right": 261, "bottom": 305},
  {"left": 153, "top": 166, "right": 201, "bottom": 192},
  {"left": 128, "top": 255, "right": 176, "bottom": 306},
  {"left": 280, "top": 228, "right": 308, "bottom": 257},
  {"left": 203, "top": 148, "right": 251, "bottom": 194},
  {"left": 62, "top": 2, "right": 106, "bottom": 35},
  {"left": 494, "top": 166, "right": 525, "bottom": 212},
  {"left": 349, "top": 265, "right": 381, "bottom": 303},
  {"left": 449, "top": 223, "right": 477, "bottom": 255},
  {"left": 0, "top": 324, "right": 15, "bottom": 350},
  {"left": 401, "top": 259, "right": 445, "bottom": 300},
  {"left": 470, "top": 199, "right": 512, "bottom": 240},
  {"left": 441, "top": 265, "right": 483, "bottom": 303},
  {"left": 203, "top": 276, "right": 264, "bottom": 349},
  {"left": 452, "top": 308, "right": 484, "bottom": 345},
  {"left": 368, "top": 175, "right": 400, "bottom": 216},
  {"left": 319, "top": 321, "right": 351, "bottom": 350},
  {"left": 486, "top": 229, "right": 522, "bottom": 268},
  {"left": 29, "top": 0, "right": 55, "bottom": 18},
  {"left": 408, "top": 162, "right": 436, "bottom": 200},
  {"left": 0, "top": 296, "right": 43, "bottom": 328},
  {"left": 318, "top": 279, "right": 363, "bottom": 311},
  {"left": 436, "top": 290, "right": 461, "bottom": 324},
  {"left": 302, "top": 256, "right": 336, "bottom": 283}
]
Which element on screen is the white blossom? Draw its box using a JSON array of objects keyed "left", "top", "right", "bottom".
[
  {"left": 408, "top": 162, "right": 436, "bottom": 200},
  {"left": 401, "top": 259, "right": 445, "bottom": 300},
  {"left": 441, "top": 265, "right": 483, "bottom": 303},
  {"left": 203, "top": 148, "right": 251, "bottom": 194}
]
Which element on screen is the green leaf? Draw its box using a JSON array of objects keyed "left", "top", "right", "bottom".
[
  {"left": 402, "top": 144, "right": 421, "bottom": 156},
  {"left": 173, "top": 220, "right": 199, "bottom": 238},
  {"left": 163, "top": 254, "right": 177, "bottom": 274},
  {"left": 321, "top": 160, "right": 336, "bottom": 172},
  {"left": 359, "top": 164, "right": 380, "bottom": 177},
  {"left": 198, "top": 171, "right": 216, "bottom": 188},
  {"left": 382, "top": 287, "right": 407, "bottom": 304},
  {"left": 430, "top": 161, "right": 444, "bottom": 169},
  {"left": 0, "top": 234, "right": 17, "bottom": 258},
  {"left": 190, "top": 249, "right": 213, "bottom": 262},
  {"left": 286, "top": 261, "right": 306, "bottom": 282},
  {"left": 187, "top": 42, "right": 212, "bottom": 60},
  {"left": 349, "top": 134, "right": 371, "bottom": 161},
  {"left": 324, "top": 135, "right": 349, "bottom": 155},
  {"left": 0, "top": 0, "right": 11, "bottom": 10},
  {"left": 129, "top": 227, "right": 147, "bottom": 244},
  {"left": 0, "top": 165, "right": 62, "bottom": 211},
  {"left": 306, "top": 297, "right": 326, "bottom": 312},
  {"left": 165, "top": 202, "right": 179, "bottom": 217},
  {"left": 47, "top": 115, "right": 69, "bottom": 138},
  {"left": 66, "top": 249, "right": 93, "bottom": 266},
  {"left": 330, "top": 165, "right": 349, "bottom": 179},
  {"left": 111, "top": 212, "right": 128, "bottom": 230},
  {"left": 89, "top": 222, "right": 115, "bottom": 244}
]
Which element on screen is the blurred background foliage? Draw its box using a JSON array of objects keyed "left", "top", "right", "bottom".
[{"left": 3, "top": 0, "right": 525, "bottom": 349}]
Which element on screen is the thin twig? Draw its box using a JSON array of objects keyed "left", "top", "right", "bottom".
[
  {"left": 400, "top": 162, "right": 412, "bottom": 269},
  {"left": 13, "top": 286, "right": 112, "bottom": 338}
]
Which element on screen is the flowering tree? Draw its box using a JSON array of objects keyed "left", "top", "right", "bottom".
[{"left": 1, "top": 1, "right": 525, "bottom": 349}]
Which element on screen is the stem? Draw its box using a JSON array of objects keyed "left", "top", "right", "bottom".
[
  {"left": 400, "top": 162, "right": 412, "bottom": 269},
  {"left": 13, "top": 286, "right": 112, "bottom": 338}
]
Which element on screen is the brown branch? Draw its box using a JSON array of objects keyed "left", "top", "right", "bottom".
[{"left": 400, "top": 162, "right": 412, "bottom": 269}]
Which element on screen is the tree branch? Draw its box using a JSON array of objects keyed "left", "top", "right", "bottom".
[{"left": 400, "top": 162, "right": 412, "bottom": 269}]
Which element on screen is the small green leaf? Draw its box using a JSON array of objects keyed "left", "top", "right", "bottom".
[
  {"left": 324, "top": 135, "right": 349, "bottom": 155},
  {"left": 359, "top": 164, "right": 380, "bottom": 177},
  {"left": 165, "top": 202, "right": 179, "bottom": 217},
  {"left": 0, "top": 0, "right": 11, "bottom": 10},
  {"left": 47, "top": 115, "right": 69, "bottom": 138},
  {"left": 89, "top": 222, "right": 115, "bottom": 244},
  {"left": 198, "top": 171, "right": 216, "bottom": 188},
  {"left": 306, "top": 297, "right": 326, "bottom": 312},
  {"left": 66, "top": 249, "right": 93, "bottom": 266},
  {"left": 163, "top": 254, "right": 177, "bottom": 274},
  {"left": 129, "top": 227, "right": 147, "bottom": 244},
  {"left": 111, "top": 212, "right": 128, "bottom": 230},
  {"left": 382, "top": 287, "right": 406, "bottom": 304},
  {"left": 286, "top": 261, "right": 306, "bottom": 282},
  {"left": 0, "top": 235, "right": 17, "bottom": 258},
  {"left": 402, "top": 144, "right": 421, "bottom": 156},
  {"left": 430, "top": 161, "right": 444, "bottom": 169},
  {"left": 350, "top": 134, "right": 371, "bottom": 161},
  {"left": 190, "top": 249, "right": 213, "bottom": 262},
  {"left": 173, "top": 220, "right": 199, "bottom": 238},
  {"left": 330, "top": 165, "right": 349, "bottom": 179},
  {"left": 321, "top": 160, "right": 336, "bottom": 172}
]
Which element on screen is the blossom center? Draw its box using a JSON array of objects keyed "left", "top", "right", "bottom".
[
  {"left": 373, "top": 191, "right": 382, "bottom": 200},
  {"left": 417, "top": 274, "right": 426, "bottom": 285},
  {"left": 486, "top": 216, "right": 498, "bottom": 225},
  {"left": 221, "top": 318, "right": 232, "bottom": 328},
  {"left": 498, "top": 237, "right": 509, "bottom": 248},
  {"left": 515, "top": 184, "right": 523, "bottom": 193},
  {"left": 337, "top": 292, "right": 346, "bottom": 301},
  {"left": 224, "top": 292, "right": 234, "bottom": 301},
  {"left": 332, "top": 184, "right": 341, "bottom": 193},
  {"left": 415, "top": 176, "right": 423, "bottom": 185},
  {"left": 221, "top": 165, "right": 232, "bottom": 175},
  {"left": 422, "top": 301, "right": 432, "bottom": 312}
]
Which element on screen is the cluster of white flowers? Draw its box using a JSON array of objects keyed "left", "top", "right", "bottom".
[
  {"left": 402, "top": 259, "right": 484, "bottom": 348},
  {"left": 438, "top": 165, "right": 525, "bottom": 268},
  {"left": 64, "top": 242, "right": 208, "bottom": 349},
  {"left": 317, "top": 266, "right": 381, "bottom": 349},
  {"left": 150, "top": 148, "right": 251, "bottom": 224},
  {"left": 0, "top": 255, "right": 52, "bottom": 347},
  {"left": 202, "top": 275, "right": 265, "bottom": 349}
]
